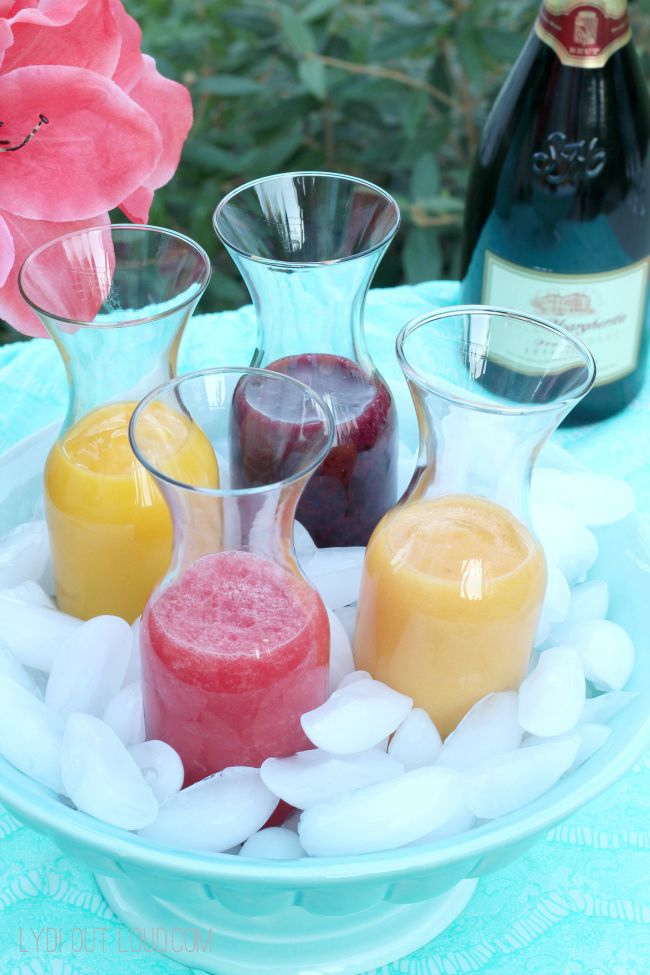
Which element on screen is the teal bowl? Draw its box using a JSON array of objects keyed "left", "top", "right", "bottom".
[{"left": 0, "top": 424, "right": 649, "bottom": 975}]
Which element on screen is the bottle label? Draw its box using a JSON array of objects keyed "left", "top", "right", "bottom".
[
  {"left": 535, "top": 1, "right": 631, "bottom": 68},
  {"left": 482, "top": 251, "right": 649, "bottom": 384}
]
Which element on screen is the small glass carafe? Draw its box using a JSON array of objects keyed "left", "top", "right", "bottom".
[
  {"left": 213, "top": 171, "right": 400, "bottom": 548},
  {"left": 129, "top": 367, "right": 334, "bottom": 784},
  {"left": 18, "top": 225, "right": 211, "bottom": 622},
  {"left": 353, "top": 306, "right": 596, "bottom": 737}
]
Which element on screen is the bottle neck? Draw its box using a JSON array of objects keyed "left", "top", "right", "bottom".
[{"left": 535, "top": 0, "right": 630, "bottom": 68}]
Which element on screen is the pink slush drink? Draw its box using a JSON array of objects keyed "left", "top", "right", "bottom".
[{"left": 141, "top": 550, "right": 329, "bottom": 785}]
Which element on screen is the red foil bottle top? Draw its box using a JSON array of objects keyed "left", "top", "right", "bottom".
[{"left": 535, "top": 1, "right": 631, "bottom": 67}]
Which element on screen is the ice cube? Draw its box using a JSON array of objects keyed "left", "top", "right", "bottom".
[
  {"left": 61, "top": 713, "right": 158, "bottom": 830},
  {"left": 553, "top": 619, "right": 634, "bottom": 692},
  {"left": 541, "top": 567, "right": 571, "bottom": 625},
  {"left": 298, "top": 766, "right": 468, "bottom": 856},
  {"left": 129, "top": 740, "right": 184, "bottom": 804},
  {"left": 46, "top": 616, "right": 132, "bottom": 718},
  {"left": 465, "top": 736, "right": 580, "bottom": 818},
  {"left": 239, "top": 827, "right": 305, "bottom": 860},
  {"left": 518, "top": 646, "right": 585, "bottom": 737},
  {"left": 582, "top": 690, "right": 638, "bottom": 723},
  {"left": 533, "top": 469, "right": 635, "bottom": 526},
  {"left": 123, "top": 617, "right": 142, "bottom": 685},
  {"left": 282, "top": 810, "right": 301, "bottom": 832},
  {"left": 388, "top": 708, "right": 442, "bottom": 770},
  {"left": 438, "top": 692, "right": 522, "bottom": 772},
  {"left": 559, "top": 472, "right": 635, "bottom": 527},
  {"left": 327, "top": 607, "right": 354, "bottom": 692},
  {"left": 337, "top": 670, "right": 371, "bottom": 689},
  {"left": 305, "top": 547, "right": 365, "bottom": 610},
  {"left": 103, "top": 681, "right": 145, "bottom": 747},
  {"left": 0, "top": 521, "right": 50, "bottom": 589},
  {"left": 0, "top": 676, "right": 63, "bottom": 791},
  {"left": 301, "top": 678, "right": 412, "bottom": 754},
  {"left": 0, "top": 643, "right": 42, "bottom": 696},
  {"left": 534, "top": 615, "right": 552, "bottom": 649},
  {"left": 260, "top": 747, "right": 404, "bottom": 809},
  {"left": 532, "top": 502, "right": 598, "bottom": 585},
  {"left": 561, "top": 580, "right": 609, "bottom": 630},
  {"left": 531, "top": 467, "right": 570, "bottom": 506},
  {"left": 409, "top": 806, "right": 476, "bottom": 845},
  {"left": 523, "top": 722, "right": 611, "bottom": 771},
  {"left": 332, "top": 604, "right": 357, "bottom": 644},
  {"left": 0, "top": 580, "right": 54, "bottom": 610},
  {"left": 0, "top": 597, "right": 81, "bottom": 671},
  {"left": 570, "top": 722, "right": 611, "bottom": 768},
  {"left": 139, "top": 767, "right": 278, "bottom": 853}
]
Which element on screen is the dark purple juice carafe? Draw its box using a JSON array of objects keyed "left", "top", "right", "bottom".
[
  {"left": 213, "top": 172, "right": 401, "bottom": 547},
  {"left": 233, "top": 352, "right": 397, "bottom": 546}
]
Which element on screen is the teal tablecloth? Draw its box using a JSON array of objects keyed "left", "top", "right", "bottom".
[{"left": 0, "top": 280, "right": 649, "bottom": 975}]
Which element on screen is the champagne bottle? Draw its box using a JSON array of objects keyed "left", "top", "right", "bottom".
[{"left": 460, "top": 0, "right": 650, "bottom": 423}]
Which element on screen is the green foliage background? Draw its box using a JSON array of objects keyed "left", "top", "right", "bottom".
[{"left": 2, "top": 0, "right": 650, "bottom": 341}]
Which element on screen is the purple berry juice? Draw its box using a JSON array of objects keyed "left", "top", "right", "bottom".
[{"left": 233, "top": 353, "right": 397, "bottom": 547}]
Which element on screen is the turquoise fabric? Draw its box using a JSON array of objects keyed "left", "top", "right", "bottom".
[{"left": 0, "top": 280, "right": 649, "bottom": 975}]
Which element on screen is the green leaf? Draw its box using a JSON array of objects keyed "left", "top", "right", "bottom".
[
  {"left": 195, "top": 74, "right": 264, "bottom": 96},
  {"left": 455, "top": 13, "right": 485, "bottom": 90},
  {"left": 416, "top": 195, "right": 464, "bottom": 215},
  {"left": 298, "top": 58, "right": 328, "bottom": 99},
  {"left": 280, "top": 5, "right": 316, "bottom": 55},
  {"left": 428, "top": 51, "right": 453, "bottom": 101},
  {"left": 410, "top": 153, "right": 440, "bottom": 201},
  {"left": 403, "top": 227, "right": 442, "bottom": 283},
  {"left": 302, "top": 0, "right": 340, "bottom": 22},
  {"left": 182, "top": 141, "right": 242, "bottom": 174},
  {"left": 244, "top": 129, "right": 304, "bottom": 174},
  {"left": 401, "top": 91, "right": 427, "bottom": 140}
]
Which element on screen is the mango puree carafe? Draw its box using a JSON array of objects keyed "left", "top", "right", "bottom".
[
  {"left": 18, "top": 225, "right": 212, "bottom": 622},
  {"left": 353, "top": 306, "right": 596, "bottom": 737}
]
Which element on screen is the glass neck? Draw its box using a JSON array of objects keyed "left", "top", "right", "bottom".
[
  {"left": 157, "top": 478, "right": 305, "bottom": 581},
  {"left": 228, "top": 247, "right": 388, "bottom": 371},
  {"left": 44, "top": 309, "right": 192, "bottom": 436},
  {"left": 407, "top": 380, "right": 573, "bottom": 526}
]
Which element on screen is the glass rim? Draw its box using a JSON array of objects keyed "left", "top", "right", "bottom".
[
  {"left": 212, "top": 170, "right": 401, "bottom": 268},
  {"left": 18, "top": 223, "right": 212, "bottom": 330},
  {"left": 128, "top": 366, "right": 336, "bottom": 498},
  {"left": 396, "top": 304, "right": 597, "bottom": 416}
]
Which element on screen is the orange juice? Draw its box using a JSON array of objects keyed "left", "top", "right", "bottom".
[
  {"left": 44, "top": 402, "right": 219, "bottom": 622},
  {"left": 353, "top": 494, "right": 546, "bottom": 737}
]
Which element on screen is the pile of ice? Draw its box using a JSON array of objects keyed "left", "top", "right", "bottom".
[{"left": 0, "top": 464, "right": 639, "bottom": 860}]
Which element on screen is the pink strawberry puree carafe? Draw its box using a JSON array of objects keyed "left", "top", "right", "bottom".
[
  {"left": 129, "top": 367, "right": 335, "bottom": 785},
  {"left": 213, "top": 171, "right": 401, "bottom": 548}
]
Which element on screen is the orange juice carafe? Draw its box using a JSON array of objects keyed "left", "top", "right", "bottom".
[
  {"left": 19, "top": 225, "right": 213, "bottom": 622},
  {"left": 353, "top": 307, "right": 596, "bottom": 738}
]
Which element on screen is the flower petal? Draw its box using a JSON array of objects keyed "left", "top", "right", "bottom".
[
  {"left": 5, "top": 1, "right": 87, "bottom": 28},
  {"left": 118, "top": 54, "right": 192, "bottom": 198},
  {"left": 3, "top": 0, "right": 120, "bottom": 76},
  {"left": 0, "top": 211, "right": 15, "bottom": 287},
  {"left": 0, "top": 65, "right": 162, "bottom": 221},
  {"left": 0, "top": 19, "right": 12, "bottom": 68},
  {"left": 119, "top": 185, "right": 153, "bottom": 224},
  {"left": 0, "top": 209, "right": 111, "bottom": 336},
  {"left": 109, "top": 0, "right": 144, "bottom": 93}
]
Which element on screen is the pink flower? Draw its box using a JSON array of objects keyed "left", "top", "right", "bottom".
[{"left": 0, "top": 0, "right": 192, "bottom": 336}]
